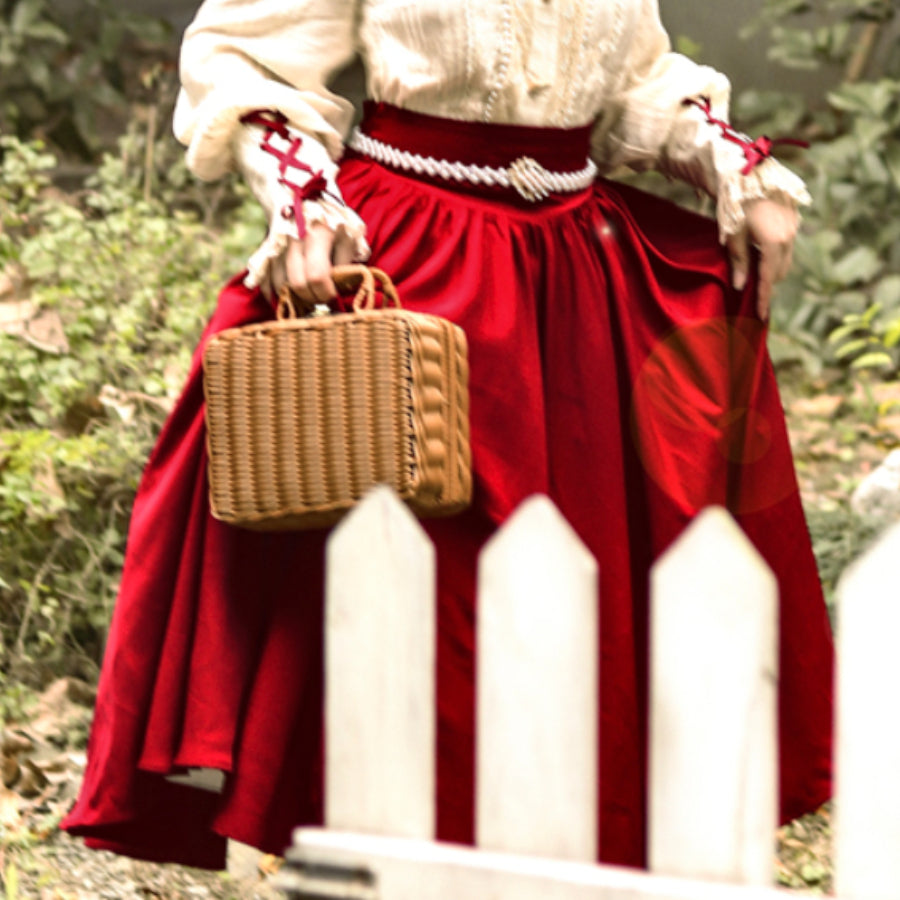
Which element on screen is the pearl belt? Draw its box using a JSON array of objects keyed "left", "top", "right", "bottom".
[{"left": 348, "top": 128, "right": 598, "bottom": 202}]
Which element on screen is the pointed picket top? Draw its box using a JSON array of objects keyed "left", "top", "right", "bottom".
[
  {"left": 650, "top": 507, "right": 777, "bottom": 886},
  {"left": 652, "top": 506, "right": 774, "bottom": 598},
  {"left": 325, "top": 486, "right": 436, "bottom": 839},
  {"left": 329, "top": 484, "right": 433, "bottom": 579},
  {"left": 835, "top": 521, "right": 900, "bottom": 900},
  {"left": 480, "top": 494, "right": 597, "bottom": 593},
  {"left": 477, "top": 494, "right": 599, "bottom": 862}
]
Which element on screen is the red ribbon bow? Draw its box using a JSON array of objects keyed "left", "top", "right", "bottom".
[{"left": 681, "top": 96, "right": 809, "bottom": 176}]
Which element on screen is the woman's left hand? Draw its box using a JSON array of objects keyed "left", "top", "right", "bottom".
[{"left": 725, "top": 197, "right": 799, "bottom": 322}]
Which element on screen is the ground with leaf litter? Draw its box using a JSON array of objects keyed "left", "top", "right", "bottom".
[
  {"left": 1, "top": 366, "right": 897, "bottom": 898},
  {"left": 0, "top": 678, "right": 283, "bottom": 899}
]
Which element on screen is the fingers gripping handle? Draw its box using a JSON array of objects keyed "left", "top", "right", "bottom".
[{"left": 277, "top": 265, "right": 401, "bottom": 319}]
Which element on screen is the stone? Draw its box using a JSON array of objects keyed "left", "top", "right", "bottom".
[{"left": 851, "top": 448, "right": 900, "bottom": 521}]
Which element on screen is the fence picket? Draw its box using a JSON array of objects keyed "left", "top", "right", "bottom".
[
  {"left": 649, "top": 507, "right": 777, "bottom": 885},
  {"left": 835, "top": 522, "right": 900, "bottom": 900},
  {"left": 476, "top": 495, "right": 599, "bottom": 861},
  {"left": 324, "top": 486, "right": 436, "bottom": 838}
]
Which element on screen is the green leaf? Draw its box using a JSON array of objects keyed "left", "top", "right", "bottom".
[
  {"left": 883, "top": 319, "right": 900, "bottom": 348},
  {"left": 98, "top": 20, "right": 125, "bottom": 60},
  {"left": 21, "top": 57, "right": 51, "bottom": 95},
  {"left": 21, "top": 21, "right": 67, "bottom": 44},
  {"left": 852, "top": 117, "right": 891, "bottom": 152},
  {"left": 674, "top": 35, "right": 703, "bottom": 61},
  {"left": 834, "top": 337, "right": 872, "bottom": 359},
  {"left": 10, "top": 0, "right": 45, "bottom": 36},
  {"left": 834, "top": 337, "right": 874, "bottom": 359},
  {"left": 831, "top": 247, "right": 883, "bottom": 286},
  {"left": 851, "top": 351, "right": 895, "bottom": 369},
  {"left": 769, "top": 27, "right": 821, "bottom": 69},
  {"left": 813, "top": 134, "right": 862, "bottom": 171},
  {"left": 4, "top": 860, "right": 18, "bottom": 900},
  {"left": 858, "top": 149, "right": 891, "bottom": 186},
  {"left": 833, "top": 290, "right": 869, "bottom": 313},
  {"left": 874, "top": 275, "right": 900, "bottom": 311},
  {"left": 734, "top": 89, "right": 806, "bottom": 135},
  {"left": 815, "top": 22, "right": 850, "bottom": 59},
  {"left": 862, "top": 301, "right": 883, "bottom": 326},
  {"left": 793, "top": 230, "right": 841, "bottom": 285},
  {"left": 124, "top": 15, "right": 171, "bottom": 46},
  {"left": 828, "top": 321, "right": 868, "bottom": 344},
  {"left": 885, "top": 143, "right": 900, "bottom": 192},
  {"left": 828, "top": 80, "right": 900, "bottom": 118},
  {"left": 745, "top": 0, "right": 810, "bottom": 33}
]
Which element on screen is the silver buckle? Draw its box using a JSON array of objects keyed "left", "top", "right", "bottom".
[{"left": 508, "top": 156, "right": 551, "bottom": 202}]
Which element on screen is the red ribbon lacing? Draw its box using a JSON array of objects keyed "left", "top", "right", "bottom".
[
  {"left": 682, "top": 96, "right": 809, "bottom": 176},
  {"left": 240, "top": 109, "right": 343, "bottom": 240}
]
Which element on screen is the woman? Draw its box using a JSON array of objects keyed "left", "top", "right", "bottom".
[{"left": 63, "top": 0, "right": 834, "bottom": 870}]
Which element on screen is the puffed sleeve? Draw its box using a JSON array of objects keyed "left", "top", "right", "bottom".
[
  {"left": 591, "top": 0, "right": 810, "bottom": 241},
  {"left": 173, "top": 0, "right": 369, "bottom": 288}
]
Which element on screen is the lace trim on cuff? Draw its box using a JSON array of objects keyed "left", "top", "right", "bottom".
[
  {"left": 244, "top": 229, "right": 290, "bottom": 291},
  {"left": 716, "top": 159, "right": 812, "bottom": 241},
  {"left": 243, "top": 200, "right": 371, "bottom": 291},
  {"left": 304, "top": 197, "right": 371, "bottom": 259}
]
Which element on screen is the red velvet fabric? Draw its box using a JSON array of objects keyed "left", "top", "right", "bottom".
[{"left": 62, "top": 104, "right": 833, "bottom": 870}]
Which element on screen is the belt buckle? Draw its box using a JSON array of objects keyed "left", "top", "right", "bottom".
[{"left": 508, "top": 156, "right": 550, "bottom": 202}]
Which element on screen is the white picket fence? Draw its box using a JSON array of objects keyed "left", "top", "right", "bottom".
[{"left": 277, "top": 486, "right": 900, "bottom": 900}]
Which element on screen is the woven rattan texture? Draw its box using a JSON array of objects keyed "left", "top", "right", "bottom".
[{"left": 203, "top": 308, "right": 471, "bottom": 530}]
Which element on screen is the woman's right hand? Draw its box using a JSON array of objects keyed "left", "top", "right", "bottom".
[{"left": 269, "top": 222, "right": 358, "bottom": 302}]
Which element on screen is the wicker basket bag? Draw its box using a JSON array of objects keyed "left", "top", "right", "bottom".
[{"left": 202, "top": 265, "right": 472, "bottom": 530}]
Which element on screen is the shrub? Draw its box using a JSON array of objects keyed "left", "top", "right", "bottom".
[
  {"left": 736, "top": 0, "right": 900, "bottom": 373},
  {"left": 0, "top": 0, "right": 173, "bottom": 158},
  {"left": 0, "top": 131, "right": 261, "bottom": 679}
]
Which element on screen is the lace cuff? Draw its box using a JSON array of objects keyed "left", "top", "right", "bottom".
[
  {"left": 679, "top": 96, "right": 812, "bottom": 241},
  {"left": 235, "top": 111, "right": 370, "bottom": 290},
  {"left": 715, "top": 156, "right": 811, "bottom": 241}
]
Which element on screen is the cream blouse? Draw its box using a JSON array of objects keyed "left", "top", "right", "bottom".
[{"left": 173, "top": 0, "right": 810, "bottom": 286}]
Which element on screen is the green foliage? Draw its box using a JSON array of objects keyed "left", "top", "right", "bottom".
[
  {"left": 0, "top": 676, "right": 36, "bottom": 727},
  {"left": 0, "top": 133, "right": 260, "bottom": 678},
  {"left": 807, "top": 505, "right": 881, "bottom": 622},
  {"left": 737, "top": 1, "right": 900, "bottom": 374},
  {"left": 0, "top": 0, "right": 172, "bottom": 158},
  {"left": 4, "top": 860, "right": 18, "bottom": 900}
]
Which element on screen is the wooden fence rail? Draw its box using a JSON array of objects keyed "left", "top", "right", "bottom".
[{"left": 276, "top": 486, "right": 900, "bottom": 900}]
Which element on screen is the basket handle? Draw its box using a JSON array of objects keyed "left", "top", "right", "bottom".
[{"left": 277, "top": 265, "right": 401, "bottom": 319}]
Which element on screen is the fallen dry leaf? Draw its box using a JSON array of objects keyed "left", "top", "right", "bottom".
[
  {"left": 0, "top": 299, "right": 34, "bottom": 335},
  {"left": 876, "top": 413, "right": 900, "bottom": 438},
  {"left": 864, "top": 380, "right": 900, "bottom": 409},
  {"left": 258, "top": 854, "right": 284, "bottom": 877},
  {"left": 1, "top": 754, "right": 20, "bottom": 790},
  {"left": 0, "top": 786, "right": 23, "bottom": 830},
  {"left": 17, "top": 759, "right": 49, "bottom": 799},
  {"left": 789, "top": 394, "right": 844, "bottom": 419},
  {"left": 2, "top": 731, "right": 34, "bottom": 756},
  {"left": 23, "top": 308, "right": 69, "bottom": 355}
]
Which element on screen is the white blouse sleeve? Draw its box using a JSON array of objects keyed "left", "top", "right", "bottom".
[
  {"left": 591, "top": 0, "right": 811, "bottom": 240},
  {"left": 173, "top": 0, "right": 369, "bottom": 288}
]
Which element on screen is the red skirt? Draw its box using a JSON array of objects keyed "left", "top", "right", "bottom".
[{"left": 62, "top": 103, "right": 833, "bottom": 870}]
